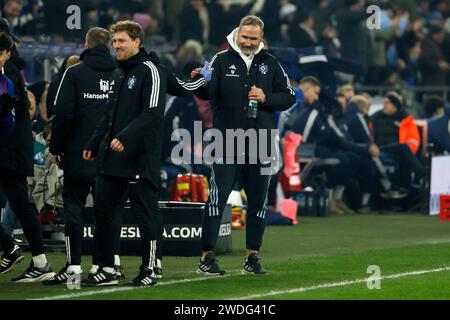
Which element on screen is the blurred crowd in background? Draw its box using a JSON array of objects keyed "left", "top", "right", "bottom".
[
  {"left": 1, "top": 0, "right": 450, "bottom": 224},
  {"left": 1, "top": 0, "right": 450, "bottom": 87}
]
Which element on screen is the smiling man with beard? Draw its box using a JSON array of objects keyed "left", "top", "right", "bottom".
[{"left": 192, "top": 15, "right": 296, "bottom": 276}]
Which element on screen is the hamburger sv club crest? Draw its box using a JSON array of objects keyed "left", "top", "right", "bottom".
[
  {"left": 128, "top": 75, "right": 136, "bottom": 89},
  {"left": 259, "top": 63, "right": 268, "bottom": 75}
]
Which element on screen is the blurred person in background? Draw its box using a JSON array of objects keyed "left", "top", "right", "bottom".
[
  {"left": 46, "top": 55, "right": 80, "bottom": 119},
  {"left": 371, "top": 92, "right": 424, "bottom": 191},
  {"left": 288, "top": 11, "right": 318, "bottom": 49},
  {"left": 426, "top": 96, "right": 450, "bottom": 153},
  {"left": 0, "top": 31, "right": 55, "bottom": 281},
  {"left": 335, "top": 0, "right": 369, "bottom": 81},
  {"left": 419, "top": 25, "right": 449, "bottom": 87}
]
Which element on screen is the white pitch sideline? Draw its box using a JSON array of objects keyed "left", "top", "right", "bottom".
[
  {"left": 31, "top": 274, "right": 234, "bottom": 300},
  {"left": 233, "top": 266, "right": 450, "bottom": 300},
  {"left": 30, "top": 266, "right": 450, "bottom": 300}
]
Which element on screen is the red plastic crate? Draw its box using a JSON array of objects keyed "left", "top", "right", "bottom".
[{"left": 439, "top": 195, "right": 450, "bottom": 221}]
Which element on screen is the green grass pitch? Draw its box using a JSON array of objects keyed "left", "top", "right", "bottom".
[{"left": 1, "top": 213, "right": 450, "bottom": 300}]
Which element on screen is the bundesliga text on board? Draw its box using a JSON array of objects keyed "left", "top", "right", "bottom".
[{"left": 83, "top": 223, "right": 231, "bottom": 241}]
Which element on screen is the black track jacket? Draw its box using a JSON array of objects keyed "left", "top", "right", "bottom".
[
  {"left": 85, "top": 48, "right": 205, "bottom": 188},
  {"left": 50, "top": 44, "right": 117, "bottom": 181}
]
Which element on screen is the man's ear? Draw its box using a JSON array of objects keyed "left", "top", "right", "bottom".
[{"left": 136, "top": 38, "right": 142, "bottom": 48}]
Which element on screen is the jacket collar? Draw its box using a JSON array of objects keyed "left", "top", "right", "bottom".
[
  {"left": 118, "top": 47, "right": 160, "bottom": 71},
  {"left": 80, "top": 44, "right": 117, "bottom": 71}
]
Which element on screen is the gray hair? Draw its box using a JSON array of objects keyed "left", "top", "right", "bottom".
[
  {"left": 239, "top": 15, "right": 264, "bottom": 32},
  {"left": 350, "top": 95, "right": 369, "bottom": 112},
  {"left": 86, "top": 27, "right": 113, "bottom": 49}
]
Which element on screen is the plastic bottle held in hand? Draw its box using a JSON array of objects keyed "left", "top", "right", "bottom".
[{"left": 247, "top": 100, "right": 258, "bottom": 119}]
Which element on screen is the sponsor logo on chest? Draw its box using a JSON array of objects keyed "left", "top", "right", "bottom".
[{"left": 226, "top": 64, "right": 239, "bottom": 77}]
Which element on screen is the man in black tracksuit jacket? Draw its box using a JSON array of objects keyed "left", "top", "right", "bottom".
[
  {"left": 83, "top": 20, "right": 206, "bottom": 287},
  {"left": 47, "top": 27, "right": 125, "bottom": 285},
  {"left": 194, "top": 16, "right": 296, "bottom": 276}
]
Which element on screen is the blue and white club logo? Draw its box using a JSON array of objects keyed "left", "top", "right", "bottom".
[
  {"left": 128, "top": 75, "right": 137, "bottom": 89},
  {"left": 259, "top": 63, "right": 268, "bottom": 75}
]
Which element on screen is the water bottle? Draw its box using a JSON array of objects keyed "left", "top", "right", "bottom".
[{"left": 247, "top": 100, "right": 258, "bottom": 119}]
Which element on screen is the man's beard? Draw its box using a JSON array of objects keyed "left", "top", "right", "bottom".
[{"left": 238, "top": 43, "right": 258, "bottom": 56}]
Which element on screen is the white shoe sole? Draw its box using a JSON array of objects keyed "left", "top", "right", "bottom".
[
  {"left": 83, "top": 280, "right": 119, "bottom": 287},
  {"left": 14, "top": 271, "right": 56, "bottom": 283},
  {"left": 0, "top": 256, "right": 24, "bottom": 274},
  {"left": 43, "top": 275, "right": 83, "bottom": 286},
  {"left": 95, "top": 280, "right": 119, "bottom": 286},
  {"left": 196, "top": 268, "right": 225, "bottom": 276},
  {"left": 241, "top": 269, "right": 268, "bottom": 275}
]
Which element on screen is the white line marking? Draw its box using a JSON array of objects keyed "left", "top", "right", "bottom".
[
  {"left": 233, "top": 266, "right": 450, "bottom": 300},
  {"left": 31, "top": 274, "right": 233, "bottom": 300},
  {"left": 29, "top": 266, "right": 450, "bottom": 300}
]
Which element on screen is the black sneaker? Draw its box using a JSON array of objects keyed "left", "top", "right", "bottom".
[
  {"left": 130, "top": 266, "right": 157, "bottom": 287},
  {"left": 83, "top": 269, "right": 118, "bottom": 286},
  {"left": 242, "top": 253, "right": 268, "bottom": 275},
  {"left": 380, "top": 186, "right": 409, "bottom": 199},
  {"left": 42, "top": 264, "right": 83, "bottom": 285},
  {"left": 197, "top": 252, "right": 226, "bottom": 276},
  {"left": 114, "top": 265, "right": 125, "bottom": 280},
  {"left": 12, "top": 262, "right": 56, "bottom": 282},
  {"left": 82, "top": 272, "right": 97, "bottom": 285},
  {"left": 0, "top": 246, "right": 24, "bottom": 274},
  {"left": 154, "top": 267, "right": 163, "bottom": 279}
]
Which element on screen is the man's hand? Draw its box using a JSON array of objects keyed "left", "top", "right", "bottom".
[
  {"left": 110, "top": 138, "right": 124, "bottom": 152},
  {"left": 369, "top": 143, "right": 380, "bottom": 158},
  {"left": 51, "top": 154, "right": 61, "bottom": 166},
  {"left": 199, "top": 62, "right": 214, "bottom": 82},
  {"left": 26, "top": 90, "right": 37, "bottom": 120},
  {"left": 248, "top": 85, "right": 266, "bottom": 104},
  {"left": 191, "top": 68, "right": 201, "bottom": 79},
  {"left": 83, "top": 150, "right": 95, "bottom": 161}
]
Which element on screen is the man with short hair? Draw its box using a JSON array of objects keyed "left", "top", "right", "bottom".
[
  {"left": 428, "top": 105, "right": 450, "bottom": 154},
  {"left": 44, "top": 27, "right": 124, "bottom": 285},
  {"left": 83, "top": 20, "right": 206, "bottom": 286},
  {"left": 424, "top": 96, "right": 445, "bottom": 119},
  {"left": 371, "top": 92, "right": 424, "bottom": 191},
  {"left": 1, "top": 0, "right": 22, "bottom": 34},
  {"left": 424, "top": 95, "right": 449, "bottom": 154},
  {"left": 193, "top": 15, "right": 296, "bottom": 276},
  {"left": 285, "top": 77, "right": 383, "bottom": 214}
]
